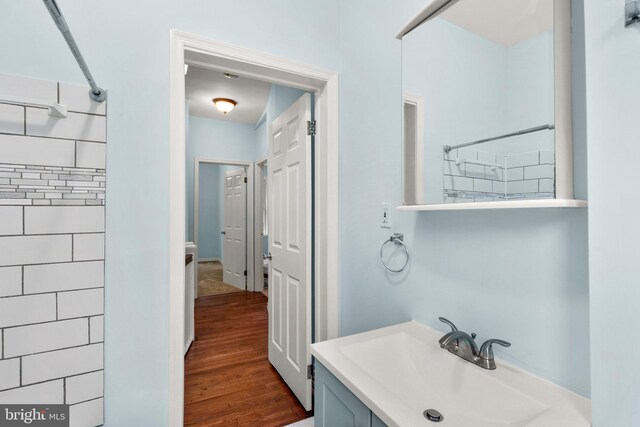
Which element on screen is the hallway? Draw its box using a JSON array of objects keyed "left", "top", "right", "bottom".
[{"left": 184, "top": 291, "right": 311, "bottom": 427}]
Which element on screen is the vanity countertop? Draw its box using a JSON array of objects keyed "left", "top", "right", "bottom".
[{"left": 311, "top": 321, "right": 591, "bottom": 427}]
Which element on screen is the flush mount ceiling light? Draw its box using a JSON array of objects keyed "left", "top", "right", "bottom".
[{"left": 213, "top": 98, "right": 237, "bottom": 114}]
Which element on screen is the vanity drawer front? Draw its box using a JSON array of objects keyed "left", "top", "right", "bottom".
[{"left": 314, "top": 361, "right": 372, "bottom": 427}]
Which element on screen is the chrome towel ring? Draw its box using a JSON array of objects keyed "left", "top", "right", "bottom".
[{"left": 380, "top": 233, "right": 410, "bottom": 273}]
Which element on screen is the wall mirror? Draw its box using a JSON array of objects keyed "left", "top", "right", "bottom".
[{"left": 399, "top": 0, "right": 581, "bottom": 209}]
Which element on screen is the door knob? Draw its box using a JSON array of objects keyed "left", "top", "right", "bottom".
[
  {"left": 267, "top": 252, "right": 273, "bottom": 261},
  {"left": 221, "top": 231, "right": 226, "bottom": 235}
]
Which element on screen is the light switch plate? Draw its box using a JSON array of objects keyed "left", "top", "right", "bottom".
[{"left": 381, "top": 203, "right": 392, "bottom": 228}]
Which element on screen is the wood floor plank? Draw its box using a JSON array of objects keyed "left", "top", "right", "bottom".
[{"left": 184, "top": 291, "right": 311, "bottom": 427}]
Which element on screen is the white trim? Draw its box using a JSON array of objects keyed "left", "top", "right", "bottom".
[
  {"left": 254, "top": 159, "right": 268, "bottom": 293},
  {"left": 396, "top": 0, "right": 459, "bottom": 39},
  {"left": 554, "top": 0, "right": 574, "bottom": 200},
  {"left": 169, "top": 29, "right": 340, "bottom": 426},
  {"left": 193, "top": 158, "right": 254, "bottom": 292},
  {"left": 314, "top": 74, "right": 340, "bottom": 342},
  {"left": 397, "top": 199, "right": 588, "bottom": 211},
  {"left": 402, "top": 93, "right": 425, "bottom": 205},
  {"left": 169, "top": 29, "right": 186, "bottom": 427},
  {"left": 256, "top": 156, "right": 268, "bottom": 166}
]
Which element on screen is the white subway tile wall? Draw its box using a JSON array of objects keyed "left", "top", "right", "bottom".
[
  {"left": 0, "top": 74, "right": 105, "bottom": 426},
  {"left": 0, "top": 380, "right": 64, "bottom": 404},
  {"left": 443, "top": 148, "right": 555, "bottom": 202}
]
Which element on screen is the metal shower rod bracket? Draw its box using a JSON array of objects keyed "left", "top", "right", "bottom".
[
  {"left": 626, "top": 0, "right": 640, "bottom": 27},
  {"left": 42, "top": 0, "right": 106, "bottom": 102}
]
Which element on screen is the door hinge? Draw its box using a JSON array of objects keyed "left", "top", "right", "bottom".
[
  {"left": 244, "top": 270, "right": 247, "bottom": 276},
  {"left": 244, "top": 177, "right": 247, "bottom": 183},
  {"left": 307, "top": 120, "right": 316, "bottom": 136},
  {"left": 307, "top": 364, "right": 314, "bottom": 380}
]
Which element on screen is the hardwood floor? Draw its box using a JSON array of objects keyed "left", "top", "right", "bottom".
[{"left": 184, "top": 291, "right": 311, "bottom": 427}]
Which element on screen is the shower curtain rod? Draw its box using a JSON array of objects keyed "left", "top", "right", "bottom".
[
  {"left": 443, "top": 124, "right": 555, "bottom": 153},
  {"left": 42, "top": 0, "right": 106, "bottom": 102}
]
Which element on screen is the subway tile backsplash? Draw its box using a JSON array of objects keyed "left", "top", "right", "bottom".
[{"left": 0, "top": 73, "right": 105, "bottom": 425}]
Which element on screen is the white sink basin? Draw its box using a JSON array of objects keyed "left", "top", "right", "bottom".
[{"left": 311, "top": 321, "right": 590, "bottom": 427}]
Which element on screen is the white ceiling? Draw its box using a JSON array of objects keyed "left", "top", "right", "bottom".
[
  {"left": 441, "top": 0, "right": 554, "bottom": 47},
  {"left": 185, "top": 65, "right": 271, "bottom": 124}
]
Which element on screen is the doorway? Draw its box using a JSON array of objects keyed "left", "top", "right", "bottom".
[
  {"left": 184, "top": 59, "right": 316, "bottom": 424},
  {"left": 170, "top": 30, "right": 340, "bottom": 427},
  {"left": 255, "top": 157, "right": 269, "bottom": 296},
  {"left": 193, "top": 160, "right": 252, "bottom": 296}
]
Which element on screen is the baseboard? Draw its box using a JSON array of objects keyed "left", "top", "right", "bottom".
[{"left": 198, "top": 258, "right": 222, "bottom": 263}]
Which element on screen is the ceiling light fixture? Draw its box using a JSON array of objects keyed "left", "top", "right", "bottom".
[{"left": 213, "top": 98, "right": 237, "bottom": 114}]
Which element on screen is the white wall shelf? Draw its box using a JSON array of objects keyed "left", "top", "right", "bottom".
[{"left": 397, "top": 199, "right": 588, "bottom": 211}]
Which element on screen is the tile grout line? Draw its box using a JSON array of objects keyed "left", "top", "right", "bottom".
[
  {"left": 0, "top": 368, "right": 104, "bottom": 394},
  {"left": 1, "top": 315, "right": 104, "bottom": 332},
  {"left": 0, "top": 131, "right": 107, "bottom": 144}
]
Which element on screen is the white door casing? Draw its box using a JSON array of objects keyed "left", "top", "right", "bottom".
[
  {"left": 223, "top": 168, "right": 247, "bottom": 289},
  {"left": 268, "top": 93, "right": 312, "bottom": 410}
]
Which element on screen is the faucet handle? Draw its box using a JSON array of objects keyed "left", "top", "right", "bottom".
[
  {"left": 479, "top": 339, "right": 511, "bottom": 360},
  {"left": 438, "top": 317, "right": 458, "bottom": 332}
]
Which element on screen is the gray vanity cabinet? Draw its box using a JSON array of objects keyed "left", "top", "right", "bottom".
[
  {"left": 371, "top": 413, "right": 387, "bottom": 427},
  {"left": 314, "top": 361, "right": 388, "bottom": 427}
]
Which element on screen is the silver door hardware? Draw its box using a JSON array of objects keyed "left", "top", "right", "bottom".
[
  {"left": 307, "top": 120, "right": 316, "bottom": 136},
  {"left": 307, "top": 364, "right": 314, "bottom": 380}
]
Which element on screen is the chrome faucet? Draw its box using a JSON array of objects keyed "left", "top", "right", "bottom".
[{"left": 437, "top": 317, "right": 511, "bottom": 370}]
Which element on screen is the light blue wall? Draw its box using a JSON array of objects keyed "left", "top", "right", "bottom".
[
  {"left": 584, "top": 0, "right": 640, "bottom": 425},
  {"left": 0, "top": 1, "right": 339, "bottom": 425},
  {"left": 188, "top": 83, "right": 306, "bottom": 260},
  {"left": 338, "top": 0, "right": 590, "bottom": 397},
  {"left": 255, "top": 84, "right": 308, "bottom": 160},
  {"left": 404, "top": 18, "right": 506, "bottom": 203},
  {"left": 404, "top": 19, "right": 555, "bottom": 203},
  {"left": 186, "top": 116, "right": 255, "bottom": 250},
  {"left": 198, "top": 164, "right": 222, "bottom": 260}
]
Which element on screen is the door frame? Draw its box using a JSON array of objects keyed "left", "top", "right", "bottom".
[
  {"left": 169, "top": 29, "right": 340, "bottom": 426},
  {"left": 402, "top": 92, "right": 424, "bottom": 205},
  {"left": 193, "top": 158, "right": 254, "bottom": 290},
  {"left": 254, "top": 156, "right": 268, "bottom": 293}
]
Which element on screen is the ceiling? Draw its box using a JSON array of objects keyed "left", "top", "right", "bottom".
[
  {"left": 185, "top": 65, "right": 271, "bottom": 124},
  {"left": 441, "top": 0, "right": 554, "bottom": 47}
]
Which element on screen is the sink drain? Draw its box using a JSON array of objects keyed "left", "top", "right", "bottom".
[{"left": 423, "top": 409, "right": 444, "bottom": 423}]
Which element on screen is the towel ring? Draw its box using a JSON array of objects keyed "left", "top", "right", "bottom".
[{"left": 380, "top": 233, "right": 410, "bottom": 273}]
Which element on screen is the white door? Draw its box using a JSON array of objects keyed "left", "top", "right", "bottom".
[
  {"left": 268, "top": 93, "right": 312, "bottom": 410},
  {"left": 222, "top": 168, "right": 247, "bottom": 289}
]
